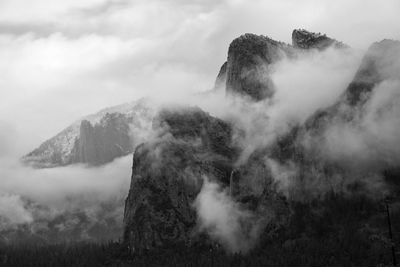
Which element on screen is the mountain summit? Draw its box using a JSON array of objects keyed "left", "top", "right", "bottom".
[{"left": 292, "top": 29, "right": 346, "bottom": 50}]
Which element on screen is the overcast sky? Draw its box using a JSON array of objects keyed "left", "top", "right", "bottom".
[{"left": 1, "top": 0, "right": 400, "bottom": 156}]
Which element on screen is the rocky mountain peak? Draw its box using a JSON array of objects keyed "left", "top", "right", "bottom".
[
  {"left": 292, "top": 29, "right": 346, "bottom": 50},
  {"left": 225, "top": 33, "right": 293, "bottom": 101}
]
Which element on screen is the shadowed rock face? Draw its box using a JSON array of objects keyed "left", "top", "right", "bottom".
[
  {"left": 123, "top": 106, "right": 295, "bottom": 252},
  {"left": 225, "top": 34, "right": 294, "bottom": 101},
  {"left": 224, "top": 30, "right": 345, "bottom": 101},
  {"left": 214, "top": 61, "right": 227, "bottom": 89},
  {"left": 292, "top": 29, "right": 346, "bottom": 50},
  {"left": 123, "top": 107, "right": 237, "bottom": 252},
  {"left": 123, "top": 107, "right": 291, "bottom": 252},
  {"left": 69, "top": 113, "right": 133, "bottom": 165}
]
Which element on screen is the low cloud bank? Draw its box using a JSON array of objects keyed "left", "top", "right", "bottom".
[{"left": 0, "top": 156, "right": 131, "bottom": 243}]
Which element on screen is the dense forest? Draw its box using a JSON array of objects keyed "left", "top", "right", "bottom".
[{"left": 1, "top": 193, "right": 399, "bottom": 267}]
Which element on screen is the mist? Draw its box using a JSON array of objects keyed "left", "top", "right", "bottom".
[
  {"left": 0, "top": 156, "right": 131, "bottom": 242},
  {"left": 206, "top": 47, "right": 362, "bottom": 165},
  {"left": 194, "top": 177, "right": 263, "bottom": 253}
]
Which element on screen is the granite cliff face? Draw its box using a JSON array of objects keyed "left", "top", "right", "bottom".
[
  {"left": 292, "top": 29, "right": 346, "bottom": 50},
  {"left": 68, "top": 113, "right": 132, "bottom": 165},
  {"left": 223, "top": 30, "right": 346, "bottom": 101},
  {"left": 123, "top": 30, "right": 400, "bottom": 252},
  {"left": 225, "top": 34, "right": 293, "bottom": 101},
  {"left": 123, "top": 106, "right": 290, "bottom": 252},
  {"left": 123, "top": 107, "right": 237, "bottom": 252},
  {"left": 214, "top": 61, "right": 227, "bottom": 89}
]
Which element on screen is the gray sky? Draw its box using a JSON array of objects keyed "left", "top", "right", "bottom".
[{"left": 0, "top": 0, "right": 400, "bottom": 156}]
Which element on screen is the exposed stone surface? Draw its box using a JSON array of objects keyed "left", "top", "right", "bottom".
[
  {"left": 123, "top": 107, "right": 237, "bottom": 252},
  {"left": 225, "top": 33, "right": 293, "bottom": 101},
  {"left": 292, "top": 29, "right": 346, "bottom": 50},
  {"left": 69, "top": 113, "right": 133, "bottom": 165},
  {"left": 223, "top": 30, "right": 347, "bottom": 101},
  {"left": 214, "top": 61, "right": 227, "bottom": 89},
  {"left": 123, "top": 106, "right": 292, "bottom": 252}
]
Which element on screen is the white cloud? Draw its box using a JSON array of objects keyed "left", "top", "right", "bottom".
[
  {"left": 193, "top": 177, "right": 261, "bottom": 253},
  {"left": 0, "top": 194, "right": 33, "bottom": 230}
]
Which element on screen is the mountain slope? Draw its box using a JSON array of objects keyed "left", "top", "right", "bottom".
[{"left": 22, "top": 98, "right": 154, "bottom": 168}]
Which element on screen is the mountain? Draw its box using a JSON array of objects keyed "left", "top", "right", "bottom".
[
  {"left": 222, "top": 29, "right": 347, "bottom": 101},
  {"left": 292, "top": 29, "right": 346, "bottom": 50},
  {"left": 123, "top": 29, "right": 367, "bottom": 252},
  {"left": 20, "top": 27, "right": 400, "bottom": 257},
  {"left": 225, "top": 33, "right": 294, "bottom": 100},
  {"left": 22, "top": 98, "right": 154, "bottom": 167},
  {"left": 23, "top": 30, "right": 345, "bottom": 168},
  {"left": 307, "top": 38, "right": 400, "bottom": 126},
  {"left": 122, "top": 30, "right": 400, "bottom": 255}
]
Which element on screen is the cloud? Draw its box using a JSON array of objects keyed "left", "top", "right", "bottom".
[
  {"left": 0, "top": 156, "right": 131, "bottom": 205},
  {"left": 0, "top": 194, "right": 33, "bottom": 231},
  {"left": 269, "top": 48, "right": 361, "bottom": 125},
  {"left": 209, "top": 47, "right": 362, "bottom": 165},
  {"left": 193, "top": 177, "right": 261, "bottom": 253},
  {"left": 320, "top": 80, "right": 400, "bottom": 169},
  {"left": 0, "top": 156, "right": 131, "bottom": 242}
]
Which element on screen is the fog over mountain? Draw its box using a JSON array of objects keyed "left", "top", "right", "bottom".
[{"left": 1, "top": 1, "right": 400, "bottom": 264}]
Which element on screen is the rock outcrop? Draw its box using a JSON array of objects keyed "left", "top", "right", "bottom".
[
  {"left": 292, "top": 29, "right": 346, "bottom": 50},
  {"left": 214, "top": 61, "right": 227, "bottom": 89},
  {"left": 223, "top": 30, "right": 346, "bottom": 101},
  {"left": 225, "top": 34, "right": 293, "bottom": 101},
  {"left": 123, "top": 107, "right": 237, "bottom": 252},
  {"left": 68, "top": 113, "right": 132, "bottom": 165}
]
